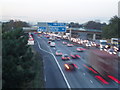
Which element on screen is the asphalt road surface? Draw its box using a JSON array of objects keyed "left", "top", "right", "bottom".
[{"left": 33, "top": 33, "right": 119, "bottom": 89}]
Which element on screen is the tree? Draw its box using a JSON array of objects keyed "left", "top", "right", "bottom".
[
  {"left": 2, "top": 20, "right": 35, "bottom": 88},
  {"left": 68, "top": 22, "right": 82, "bottom": 28},
  {"left": 83, "top": 21, "right": 106, "bottom": 30},
  {"left": 2, "top": 20, "right": 30, "bottom": 33},
  {"left": 102, "top": 16, "right": 120, "bottom": 39}
]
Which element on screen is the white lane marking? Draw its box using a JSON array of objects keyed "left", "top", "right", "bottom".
[
  {"left": 90, "top": 80, "right": 93, "bottom": 83},
  {"left": 83, "top": 73, "right": 85, "bottom": 75},
  {"left": 42, "top": 39, "right": 71, "bottom": 89},
  {"left": 51, "top": 53, "right": 71, "bottom": 89},
  {"left": 37, "top": 41, "right": 52, "bottom": 54},
  {"left": 40, "top": 38, "right": 53, "bottom": 53}
]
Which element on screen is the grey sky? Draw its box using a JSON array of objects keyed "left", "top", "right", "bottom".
[{"left": 1, "top": 0, "right": 119, "bottom": 23}]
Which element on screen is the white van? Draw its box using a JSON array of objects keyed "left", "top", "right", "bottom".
[
  {"left": 99, "top": 40, "right": 107, "bottom": 49},
  {"left": 50, "top": 42, "right": 55, "bottom": 47}
]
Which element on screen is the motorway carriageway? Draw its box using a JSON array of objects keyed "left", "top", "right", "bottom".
[{"left": 33, "top": 33, "right": 119, "bottom": 88}]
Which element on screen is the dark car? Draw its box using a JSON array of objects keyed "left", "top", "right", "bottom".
[
  {"left": 64, "top": 62, "right": 78, "bottom": 71},
  {"left": 76, "top": 47, "right": 86, "bottom": 52},
  {"left": 63, "top": 41, "right": 67, "bottom": 45},
  {"left": 62, "top": 54, "right": 70, "bottom": 60},
  {"left": 107, "top": 48, "right": 117, "bottom": 55},
  {"left": 67, "top": 43, "right": 74, "bottom": 47},
  {"left": 56, "top": 50, "right": 63, "bottom": 56},
  {"left": 70, "top": 52, "right": 81, "bottom": 59}
]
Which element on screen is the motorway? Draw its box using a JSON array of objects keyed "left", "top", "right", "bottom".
[{"left": 33, "top": 33, "right": 119, "bottom": 89}]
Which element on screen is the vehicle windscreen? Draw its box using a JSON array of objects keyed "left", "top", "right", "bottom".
[
  {"left": 64, "top": 55, "right": 68, "bottom": 57},
  {"left": 57, "top": 51, "right": 61, "bottom": 53},
  {"left": 101, "top": 42, "right": 107, "bottom": 45}
]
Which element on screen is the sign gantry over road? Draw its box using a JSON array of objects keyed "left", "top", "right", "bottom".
[
  {"left": 37, "top": 27, "right": 47, "bottom": 32},
  {"left": 47, "top": 23, "right": 66, "bottom": 26},
  {"left": 37, "top": 22, "right": 66, "bottom": 32},
  {"left": 48, "top": 22, "right": 66, "bottom": 32}
]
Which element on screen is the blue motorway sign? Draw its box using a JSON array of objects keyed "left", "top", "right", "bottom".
[
  {"left": 47, "top": 23, "right": 66, "bottom": 26},
  {"left": 47, "top": 22, "right": 66, "bottom": 32},
  {"left": 38, "top": 27, "right": 47, "bottom": 32},
  {"left": 49, "top": 27, "right": 66, "bottom": 32}
]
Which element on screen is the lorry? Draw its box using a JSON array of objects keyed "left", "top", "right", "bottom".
[
  {"left": 85, "top": 49, "right": 120, "bottom": 80},
  {"left": 99, "top": 40, "right": 107, "bottom": 49}
]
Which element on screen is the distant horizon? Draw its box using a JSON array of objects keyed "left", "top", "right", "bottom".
[
  {"left": 1, "top": 15, "right": 114, "bottom": 24},
  {"left": 1, "top": 0, "right": 118, "bottom": 24}
]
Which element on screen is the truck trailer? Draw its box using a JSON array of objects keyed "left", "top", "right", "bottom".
[{"left": 85, "top": 49, "right": 120, "bottom": 80}]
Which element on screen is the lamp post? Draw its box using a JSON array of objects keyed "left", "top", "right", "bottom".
[{"left": 69, "top": 28, "right": 72, "bottom": 40}]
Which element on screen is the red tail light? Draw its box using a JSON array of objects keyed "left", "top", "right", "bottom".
[
  {"left": 68, "top": 57, "right": 70, "bottom": 59},
  {"left": 76, "top": 55, "right": 80, "bottom": 58},
  {"left": 108, "top": 75, "right": 120, "bottom": 84},
  {"left": 73, "top": 64, "right": 78, "bottom": 68},
  {"left": 83, "top": 64, "right": 98, "bottom": 74},
  {"left": 71, "top": 55, "right": 75, "bottom": 58},
  {"left": 83, "top": 64, "right": 89, "bottom": 69},
  {"left": 89, "top": 68, "right": 98, "bottom": 74},
  {"left": 62, "top": 57, "right": 65, "bottom": 59},
  {"left": 95, "top": 76, "right": 109, "bottom": 84}
]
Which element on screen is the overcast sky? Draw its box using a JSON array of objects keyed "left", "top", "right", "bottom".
[{"left": 1, "top": 0, "right": 119, "bottom": 24}]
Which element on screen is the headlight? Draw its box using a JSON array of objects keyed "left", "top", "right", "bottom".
[
  {"left": 104, "top": 49, "right": 107, "bottom": 51},
  {"left": 105, "top": 45, "right": 108, "bottom": 48},
  {"left": 113, "top": 52, "right": 117, "bottom": 54},
  {"left": 109, "top": 52, "right": 112, "bottom": 54}
]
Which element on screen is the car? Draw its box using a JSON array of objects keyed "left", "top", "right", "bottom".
[
  {"left": 67, "top": 43, "right": 74, "bottom": 47},
  {"left": 85, "top": 42, "right": 91, "bottom": 47},
  {"left": 70, "top": 52, "right": 81, "bottom": 59},
  {"left": 34, "top": 32, "right": 37, "bottom": 34},
  {"left": 76, "top": 47, "right": 86, "bottom": 52},
  {"left": 38, "top": 34, "right": 42, "bottom": 37},
  {"left": 50, "top": 42, "right": 55, "bottom": 47},
  {"left": 56, "top": 50, "right": 62, "bottom": 56},
  {"left": 29, "top": 37, "right": 34, "bottom": 41},
  {"left": 63, "top": 41, "right": 67, "bottom": 44},
  {"left": 46, "top": 35, "right": 50, "bottom": 38},
  {"left": 61, "top": 54, "right": 70, "bottom": 60},
  {"left": 107, "top": 48, "right": 117, "bottom": 55},
  {"left": 56, "top": 37, "right": 61, "bottom": 40},
  {"left": 91, "top": 42, "right": 97, "bottom": 47},
  {"left": 64, "top": 62, "right": 78, "bottom": 71},
  {"left": 96, "top": 44, "right": 100, "bottom": 48}
]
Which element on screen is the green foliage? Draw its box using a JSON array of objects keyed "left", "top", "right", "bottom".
[
  {"left": 2, "top": 20, "right": 30, "bottom": 33},
  {"left": 102, "top": 16, "right": 120, "bottom": 39},
  {"left": 83, "top": 21, "right": 106, "bottom": 30},
  {"left": 68, "top": 22, "right": 82, "bottom": 28},
  {"left": 2, "top": 21, "right": 35, "bottom": 88}
]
